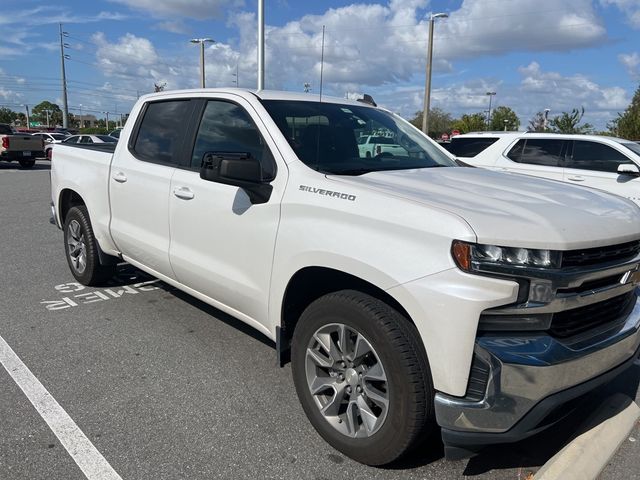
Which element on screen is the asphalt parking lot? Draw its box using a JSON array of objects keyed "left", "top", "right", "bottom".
[{"left": 1, "top": 160, "right": 639, "bottom": 480}]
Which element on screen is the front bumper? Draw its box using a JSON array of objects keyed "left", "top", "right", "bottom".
[{"left": 436, "top": 282, "right": 640, "bottom": 452}]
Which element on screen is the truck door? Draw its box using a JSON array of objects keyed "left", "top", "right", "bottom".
[
  {"left": 168, "top": 96, "right": 285, "bottom": 328},
  {"left": 109, "top": 99, "right": 196, "bottom": 278}
]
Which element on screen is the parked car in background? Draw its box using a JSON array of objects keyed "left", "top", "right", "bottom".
[
  {"left": 32, "top": 132, "right": 69, "bottom": 160},
  {"left": 63, "top": 134, "right": 118, "bottom": 145},
  {"left": 108, "top": 128, "right": 123, "bottom": 139},
  {"left": 450, "top": 132, "right": 640, "bottom": 206},
  {"left": 357, "top": 134, "right": 407, "bottom": 158},
  {"left": 0, "top": 123, "right": 45, "bottom": 168}
]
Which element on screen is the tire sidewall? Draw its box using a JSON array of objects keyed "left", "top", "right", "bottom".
[
  {"left": 292, "top": 293, "right": 430, "bottom": 464},
  {"left": 63, "top": 206, "right": 100, "bottom": 285}
]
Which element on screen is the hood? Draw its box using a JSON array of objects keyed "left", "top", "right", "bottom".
[{"left": 329, "top": 167, "right": 640, "bottom": 250}]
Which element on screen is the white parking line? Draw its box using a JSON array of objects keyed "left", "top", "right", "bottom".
[{"left": 0, "top": 335, "right": 123, "bottom": 480}]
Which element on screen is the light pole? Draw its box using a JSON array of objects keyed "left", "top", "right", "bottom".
[
  {"left": 503, "top": 119, "right": 509, "bottom": 131},
  {"left": 485, "top": 91, "right": 496, "bottom": 130},
  {"left": 422, "top": 12, "right": 448, "bottom": 135},
  {"left": 103, "top": 111, "right": 109, "bottom": 130},
  {"left": 190, "top": 38, "right": 215, "bottom": 88},
  {"left": 79, "top": 104, "right": 83, "bottom": 129}
]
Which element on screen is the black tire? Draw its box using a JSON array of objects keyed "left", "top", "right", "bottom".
[
  {"left": 291, "top": 290, "right": 436, "bottom": 466},
  {"left": 63, "top": 206, "right": 116, "bottom": 286},
  {"left": 18, "top": 159, "right": 35, "bottom": 169}
]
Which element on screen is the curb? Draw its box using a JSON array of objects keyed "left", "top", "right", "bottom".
[{"left": 534, "top": 393, "right": 640, "bottom": 480}]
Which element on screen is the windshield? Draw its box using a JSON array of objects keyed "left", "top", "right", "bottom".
[
  {"left": 261, "top": 100, "right": 456, "bottom": 175},
  {"left": 620, "top": 141, "right": 640, "bottom": 157}
]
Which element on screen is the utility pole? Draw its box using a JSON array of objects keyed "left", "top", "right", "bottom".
[
  {"left": 257, "top": 0, "right": 265, "bottom": 90},
  {"left": 59, "top": 23, "right": 69, "bottom": 128},
  {"left": 25, "top": 105, "right": 30, "bottom": 129},
  {"left": 422, "top": 13, "right": 448, "bottom": 135},
  {"left": 190, "top": 38, "right": 215, "bottom": 88},
  {"left": 103, "top": 111, "right": 109, "bottom": 130}
]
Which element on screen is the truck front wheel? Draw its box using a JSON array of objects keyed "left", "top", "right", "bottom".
[
  {"left": 63, "top": 206, "right": 116, "bottom": 286},
  {"left": 291, "top": 290, "right": 436, "bottom": 466}
]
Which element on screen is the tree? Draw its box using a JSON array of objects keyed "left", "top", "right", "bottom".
[
  {"left": 32, "top": 101, "right": 63, "bottom": 127},
  {"left": 609, "top": 83, "right": 640, "bottom": 140},
  {"left": 451, "top": 113, "right": 486, "bottom": 134},
  {"left": 528, "top": 111, "right": 548, "bottom": 132},
  {"left": 549, "top": 107, "right": 593, "bottom": 134},
  {"left": 489, "top": 106, "right": 520, "bottom": 131},
  {"left": 410, "top": 107, "right": 455, "bottom": 138},
  {"left": 0, "top": 107, "right": 17, "bottom": 125}
]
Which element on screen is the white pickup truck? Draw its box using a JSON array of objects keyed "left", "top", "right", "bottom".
[{"left": 50, "top": 89, "right": 640, "bottom": 465}]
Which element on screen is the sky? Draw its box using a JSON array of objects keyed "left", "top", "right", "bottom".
[{"left": 0, "top": 0, "right": 639, "bottom": 129}]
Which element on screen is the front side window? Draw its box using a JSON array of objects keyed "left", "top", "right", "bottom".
[
  {"left": 64, "top": 136, "right": 79, "bottom": 144},
  {"left": 262, "top": 100, "right": 455, "bottom": 175},
  {"left": 507, "top": 139, "right": 564, "bottom": 167},
  {"left": 567, "top": 140, "right": 633, "bottom": 173},
  {"left": 79, "top": 136, "right": 93, "bottom": 144},
  {"left": 190, "top": 100, "right": 276, "bottom": 180},
  {"left": 133, "top": 100, "right": 191, "bottom": 165}
]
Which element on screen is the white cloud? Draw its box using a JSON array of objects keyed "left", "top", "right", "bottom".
[
  {"left": 155, "top": 20, "right": 190, "bottom": 34},
  {"left": 108, "top": 0, "right": 242, "bottom": 19},
  {"left": 601, "top": 0, "right": 640, "bottom": 28},
  {"left": 516, "top": 61, "right": 629, "bottom": 124},
  {"left": 619, "top": 52, "right": 640, "bottom": 79}
]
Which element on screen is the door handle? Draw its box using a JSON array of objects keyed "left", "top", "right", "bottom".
[
  {"left": 173, "top": 187, "right": 194, "bottom": 200},
  {"left": 567, "top": 176, "right": 584, "bottom": 182},
  {"left": 112, "top": 171, "right": 127, "bottom": 183}
]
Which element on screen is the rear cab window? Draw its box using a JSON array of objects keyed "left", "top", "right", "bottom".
[
  {"left": 447, "top": 137, "right": 499, "bottom": 158},
  {"left": 131, "top": 100, "right": 193, "bottom": 166}
]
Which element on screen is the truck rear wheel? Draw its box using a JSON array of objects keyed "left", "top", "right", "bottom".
[
  {"left": 63, "top": 206, "right": 116, "bottom": 286},
  {"left": 291, "top": 290, "right": 436, "bottom": 466},
  {"left": 18, "top": 159, "right": 35, "bottom": 169}
]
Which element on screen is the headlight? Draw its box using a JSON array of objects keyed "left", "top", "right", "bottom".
[{"left": 452, "top": 240, "right": 561, "bottom": 272}]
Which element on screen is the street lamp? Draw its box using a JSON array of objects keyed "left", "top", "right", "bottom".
[
  {"left": 485, "top": 91, "right": 496, "bottom": 130},
  {"left": 503, "top": 119, "right": 509, "bottom": 131},
  {"left": 103, "top": 111, "right": 110, "bottom": 130},
  {"left": 190, "top": 38, "right": 215, "bottom": 88},
  {"left": 79, "top": 104, "right": 83, "bottom": 129},
  {"left": 422, "top": 12, "right": 449, "bottom": 135}
]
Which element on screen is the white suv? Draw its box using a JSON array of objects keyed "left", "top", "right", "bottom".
[{"left": 448, "top": 132, "right": 640, "bottom": 205}]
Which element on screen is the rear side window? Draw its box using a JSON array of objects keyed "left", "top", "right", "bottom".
[
  {"left": 507, "top": 139, "right": 564, "bottom": 166},
  {"left": 448, "top": 138, "right": 499, "bottom": 158},
  {"left": 133, "top": 100, "right": 191, "bottom": 165},
  {"left": 566, "top": 140, "right": 633, "bottom": 173},
  {"left": 0, "top": 124, "right": 12, "bottom": 135},
  {"left": 190, "top": 100, "right": 276, "bottom": 180}
]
